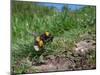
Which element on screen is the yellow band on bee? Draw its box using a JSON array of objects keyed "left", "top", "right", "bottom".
[
  {"left": 39, "top": 40, "right": 44, "bottom": 47},
  {"left": 36, "top": 36, "right": 41, "bottom": 42},
  {"left": 45, "top": 32, "right": 49, "bottom": 36}
]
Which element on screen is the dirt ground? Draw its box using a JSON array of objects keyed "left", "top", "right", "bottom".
[{"left": 25, "top": 38, "right": 96, "bottom": 73}]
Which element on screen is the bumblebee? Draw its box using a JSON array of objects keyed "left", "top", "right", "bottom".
[{"left": 34, "top": 32, "right": 53, "bottom": 51}]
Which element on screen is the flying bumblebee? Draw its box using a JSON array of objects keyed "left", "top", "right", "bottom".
[{"left": 33, "top": 32, "right": 53, "bottom": 51}]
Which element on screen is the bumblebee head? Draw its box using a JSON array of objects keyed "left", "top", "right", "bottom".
[{"left": 45, "top": 32, "right": 50, "bottom": 37}]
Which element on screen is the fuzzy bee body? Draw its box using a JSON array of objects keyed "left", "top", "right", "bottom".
[{"left": 34, "top": 32, "right": 53, "bottom": 51}]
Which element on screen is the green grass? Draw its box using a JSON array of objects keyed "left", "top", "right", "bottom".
[{"left": 11, "top": 1, "right": 96, "bottom": 74}]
